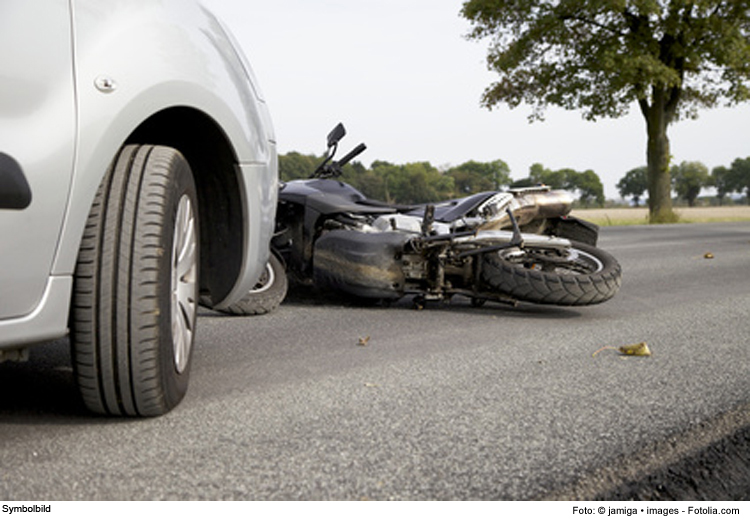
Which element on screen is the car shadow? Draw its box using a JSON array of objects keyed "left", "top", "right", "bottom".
[
  {"left": 0, "top": 337, "right": 93, "bottom": 421},
  {"left": 2, "top": 294, "right": 582, "bottom": 418}
]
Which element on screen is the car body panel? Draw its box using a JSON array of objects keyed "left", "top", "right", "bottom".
[
  {"left": 0, "top": 0, "right": 277, "bottom": 348},
  {"left": 0, "top": 0, "right": 77, "bottom": 320}
]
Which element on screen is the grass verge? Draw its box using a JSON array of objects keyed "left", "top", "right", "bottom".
[{"left": 571, "top": 207, "right": 750, "bottom": 226}]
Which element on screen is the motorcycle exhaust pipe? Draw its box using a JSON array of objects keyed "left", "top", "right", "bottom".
[
  {"left": 478, "top": 188, "right": 575, "bottom": 230},
  {"left": 511, "top": 189, "right": 575, "bottom": 225}
]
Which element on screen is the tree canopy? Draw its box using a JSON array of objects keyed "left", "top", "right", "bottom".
[
  {"left": 710, "top": 166, "right": 733, "bottom": 205},
  {"left": 617, "top": 166, "right": 649, "bottom": 206},
  {"left": 277, "top": 152, "right": 607, "bottom": 206},
  {"left": 462, "top": 0, "right": 750, "bottom": 222},
  {"left": 444, "top": 160, "right": 512, "bottom": 195},
  {"left": 368, "top": 161, "right": 455, "bottom": 204},
  {"left": 517, "top": 163, "right": 605, "bottom": 206},
  {"left": 728, "top": 157, "right": 750, "bottom": 202},
  {"left": 671, "top": 161, "right": 711, "bottom": 207}
]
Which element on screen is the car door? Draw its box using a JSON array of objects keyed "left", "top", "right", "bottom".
[{"left": 0, "top": 1, "right": 77, "bottom": 320}]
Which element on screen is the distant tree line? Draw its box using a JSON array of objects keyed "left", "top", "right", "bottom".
[
  {"left": 618, "top": 158, "right": 750, "bottom": 207},
  {"left": 511, "top": 163, "right": 605, "bottom": 207},
  {"left": 281, "top": 151, "right": 750, "bottom": 208},
  {"left": 279, "top": 152, "right": 604, "bottom": 206}
]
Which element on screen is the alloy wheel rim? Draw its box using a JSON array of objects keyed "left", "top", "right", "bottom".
[{"left": 171, "top": 195, "right": 198, "bottom": 374}]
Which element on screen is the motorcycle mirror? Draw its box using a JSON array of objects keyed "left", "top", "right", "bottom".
[{"left": 327, "top": 123, "right": 346, "bottom": 148}]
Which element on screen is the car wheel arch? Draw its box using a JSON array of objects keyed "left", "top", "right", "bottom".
[{"left": 126, "top": 106, "right": 247, "bottom": 306}]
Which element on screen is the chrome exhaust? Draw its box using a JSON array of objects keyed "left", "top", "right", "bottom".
[{"left": 475, "top": 187, "right": 575, "bottom": 231}]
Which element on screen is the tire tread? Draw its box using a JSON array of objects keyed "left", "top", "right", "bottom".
[
  {"left": 71, "top": 145, "right": 197, "bottom": 417},
  {"left": 481, "top": 242, "right": 621, "bottom": 306}
]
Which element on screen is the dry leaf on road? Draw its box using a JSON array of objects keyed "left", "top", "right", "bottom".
[{"left": 593, "top": 342, "right": 651, "bottom": 358}]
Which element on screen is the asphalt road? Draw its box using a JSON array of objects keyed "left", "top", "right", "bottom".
[{"left": 1, "top": 222, "right": 749, "bottom": 500}]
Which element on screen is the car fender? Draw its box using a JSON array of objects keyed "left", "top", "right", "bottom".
[{"left": 52, "top": 0, "right": 277, "bottom": 305}]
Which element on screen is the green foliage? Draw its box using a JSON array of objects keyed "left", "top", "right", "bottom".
[
  {"left": 526, "top": 163, "right": 605, "bottom": 206},
  {"left": 277, "top": 153, "right": 457, "bottom": 204},
  {"left": 461, "top": 0, "right": 750, "bottom": 120},
  {"left": 570, "top": 169, "right": 606, "bottom": 207},
  {"left": 369, "top": 161, "right": 454, "bottom": 205},
  {"left": 509, "top": 177, "right": 535, "bottom": 189},
  {"left": 278, "top": 153, "right": 525, "bottom": 205},
  {"left": 444, "top": 159, "right": 512, "bottom": 196},
  {"left": 279, "top": 151, "right": 321, "bottom": 182},
  {"left": 671, "top": 161, "right": 710, "bottom": 206},
  {"left": 728, "top": 157, "right": 750, "bottom": 203},
  {"left": 710, "top": 166, "right": 732, "bottom": 205},
  {"left": 617, "top": 166, "right": 649, "bottom": 206},
  {"left": 461, "top": 0, "right": 750, "bottom": 221},
  {"left": 278, "top": 150, "right": 750, "bottom": 209},
  {"left": 529, "top": 163, "right": 565, "bottom": 188}
]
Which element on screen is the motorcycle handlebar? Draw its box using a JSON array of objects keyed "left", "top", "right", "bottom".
[
  {"left": 311, "top": 136, "right": 366, "bottom": 179},
  {"left": 337, "top": 143, "right": 367, "bottom": 168}
]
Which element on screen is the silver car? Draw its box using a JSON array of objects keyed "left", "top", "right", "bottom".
[{"left": 0, "top": 0, "right": 278, "bottom": 416}]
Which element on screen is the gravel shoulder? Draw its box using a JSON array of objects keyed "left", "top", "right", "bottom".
[{"left": 546, "top": 403, "right": 750, "bottom": 500}]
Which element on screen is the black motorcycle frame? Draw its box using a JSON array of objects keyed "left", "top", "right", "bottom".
[{"left": 269, "top": 124, "right": 603, "bottom": 307}]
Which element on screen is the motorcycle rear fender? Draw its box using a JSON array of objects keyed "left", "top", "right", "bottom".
[{"left": 544, "top": 216, "right": 599, "bottom": 246}]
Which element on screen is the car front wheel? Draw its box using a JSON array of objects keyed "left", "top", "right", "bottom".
[{"left": 71, "top": 145, "right": 199, "bottom": 416}]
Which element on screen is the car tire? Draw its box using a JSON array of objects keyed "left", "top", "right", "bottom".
[{"left": 71, "top": 145, "right": 200, "bottom": 416}]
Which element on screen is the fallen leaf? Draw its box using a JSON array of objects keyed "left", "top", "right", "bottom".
[
  {"left": 357, "top": 336, "right": 370, "bottom": 347},
  {"left": 593, "top": 342, "right": 651, "bottom": 358},
  {"left": 618, "top": 341, "right": 651, "bottom": 357},
  {"left": 704, "top": 252, "right": 714, "bottom": 259}
]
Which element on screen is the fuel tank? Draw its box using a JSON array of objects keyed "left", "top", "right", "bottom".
[{"left": 313, "top": 229, "right": 409, "bottom": 299}]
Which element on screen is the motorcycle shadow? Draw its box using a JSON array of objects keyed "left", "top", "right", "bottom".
[{"left": 282, "top": 286, "right": 583, "bottom": 320}]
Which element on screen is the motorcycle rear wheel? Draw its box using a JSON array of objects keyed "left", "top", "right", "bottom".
[
  {"left": 214, "top": 252, "right": 288, "bottom": 315},
  {"left": 481, "top": 241, "right": 621, "bottom": 306}
]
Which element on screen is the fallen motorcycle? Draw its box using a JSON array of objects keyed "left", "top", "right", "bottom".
[{"left": 231, "top": 123, "right": 621, "bottom": 312}]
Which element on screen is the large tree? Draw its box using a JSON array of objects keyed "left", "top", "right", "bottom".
[{"left": 461, "top": 1, "right": 750, "bottom": 222}]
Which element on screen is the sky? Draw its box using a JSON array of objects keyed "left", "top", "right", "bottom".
[{"left": 202, "top": 0, "right": 750, "bottom": 200}]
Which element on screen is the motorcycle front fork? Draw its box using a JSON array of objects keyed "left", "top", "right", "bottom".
[{"left": 411, "top": 208, "right": 524, "bottom": 309}]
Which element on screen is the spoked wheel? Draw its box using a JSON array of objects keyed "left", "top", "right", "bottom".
[
  {"left": 481, "top": 241, "right": 621, "bottom": 306},
  {"left": 71, "top": 145, "right": 199, "bottom": 416},
  {"left": 215, "top": 252, "right": 288, "bottom": 315}
]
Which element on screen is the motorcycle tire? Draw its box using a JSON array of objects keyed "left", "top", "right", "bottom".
[
  {"left": 214, "top": 252, "right": 288, "bottom": 315},
  {"left": 481, "top": 241, "right": 621, "bottom": 306}
]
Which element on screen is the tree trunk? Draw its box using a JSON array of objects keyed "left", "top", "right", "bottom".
[{"left": 641, "top": 92, "right": 678, "bottom": 223}]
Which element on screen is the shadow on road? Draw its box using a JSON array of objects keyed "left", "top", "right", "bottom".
[
  {"left": 0, "top": 337, "right": 89, "bottom": 420},
  {"left": 1, "top": 289, "right": 582, "bottom": 419},
  {"left": 277, "top": 286, "right": 584, "bottom": 320}
]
